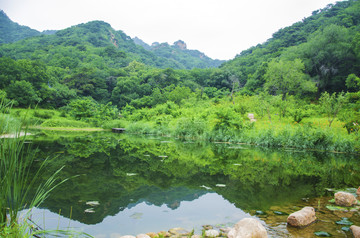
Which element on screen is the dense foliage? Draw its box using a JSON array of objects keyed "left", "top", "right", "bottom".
[
  {"left": 222, "top": 0, "right": 360, "bottom": 94},
  {"left": 1, "top": 1, "right": 360, "bottom": 152}
]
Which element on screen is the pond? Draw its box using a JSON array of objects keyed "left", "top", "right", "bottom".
[{"left": 25, "top": 130, "right": 360, "bottom": 237}]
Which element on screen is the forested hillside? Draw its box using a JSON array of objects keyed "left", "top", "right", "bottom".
[
  {"left": 0, "top": 10, "right": 42, "bottom": 44},
  {"left": 222, "top": 0, "right": 360, "bottom": 95},
  {"left": 0, "top": 0, "right": 359, "bottom": 120}
]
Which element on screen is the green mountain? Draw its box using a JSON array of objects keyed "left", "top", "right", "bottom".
[
  {"left": 1, "top": 1, "right": 360, "bottom": 110},
  {"left": 0, "top": 14, "right": 222, "bottom": 70},
  {"left": 0, "top": 10, "right": 42, "bottom": 44},
  {"left": 221, "top": 0, "right": 360, "bottom": 94}
]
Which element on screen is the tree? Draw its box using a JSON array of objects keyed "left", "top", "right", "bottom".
[
  {"left": 346, "top": 73, "right": 360, "bottom": 92},
  {"left": 264, "top": 59, "right": 316, "bottom": 100},
  {"left": 292, "top": 25, "right": 354, "bottom": 93},
  {"left": 6, "top": 80, "right": 41, "bottom": 107},
  {"left": 319, "top": 91, "right": 347, "bottom": 127}
]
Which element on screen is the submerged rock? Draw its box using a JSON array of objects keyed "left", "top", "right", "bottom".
[
  {"left": 335, "top": 192, "right": 357, "bottom": 207},
  {"left": 202, "top": 225, "right": 213, "bottom": 230},
  {"left": 168, "top": 227, "right": 190, "bottom": 236},
  {"left": 287, "top": 207, "right": 316, "bottom": 227},
  {"left": 350, "top": 225, "right": 360, "bottom": 238},
  {"left": 205, "top": 229, "right": 219, "bottom": 237},
  {"left": 145, "top": 232, "right": 157, "bottom": 238},
  {"left": 191, "top": 235, "right": 202, "bottom": 238},
  {"left": 228, "top": 218, "right": 267, "bottom": 238}
]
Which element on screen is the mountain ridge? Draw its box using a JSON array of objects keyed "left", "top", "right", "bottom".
[{"left": 0, "top": 13, "right": 222, "bottom": 69}]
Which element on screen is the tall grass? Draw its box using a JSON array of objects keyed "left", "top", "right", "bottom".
[{"left": 0, "top": 100, "right": 88, "bottom": 237}]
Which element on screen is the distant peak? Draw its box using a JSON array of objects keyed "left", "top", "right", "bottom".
[{"left": 173, "top": 40, "right": 187, "bottom": 50}]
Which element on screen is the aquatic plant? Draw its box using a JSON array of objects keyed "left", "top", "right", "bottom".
[{"left": 0, "top": 100, "right": 86, "bottom": 237}]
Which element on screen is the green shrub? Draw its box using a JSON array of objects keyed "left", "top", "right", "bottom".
[
  {"left": 173, "top": 117, "right": 208, "bottom": 139},
  {"left": 33, "top": 110, "right": 55, "bottom": 119},
  {"left": 102, "top": 119, "right": 128, "bottom": 129},
  {"left": 126, "top": 121, "right": 158, "bottom": 134},
  {"left": 41, "top": 118, "right": 90, "bottom": 128}
]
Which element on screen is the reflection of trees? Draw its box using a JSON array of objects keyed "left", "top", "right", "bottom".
[{"left": 30, "top": 132, "right": 360, "bottom": 224}]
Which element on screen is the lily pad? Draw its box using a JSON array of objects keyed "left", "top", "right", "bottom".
[
  {"left": 126, "top": 173, "right": 137, "bottom": 176},
  {"left": 341, "top": 227, "right": 350, "bottom": 232},
  {"left": 326, "top": 205, "right": 350, "bottom": 211},
  {"left": 273, "top": 211, "right": 288, "bottom": 215},
  {"left": 86, "top": 201, "right": 100, "bottom": 206},
  {"left": 200, "top": 185, "right": 212, "bottom": 190},
  {"left": 255, "top": 210, "right": 267, "bottom": 215},
  {"left": 216, "top": 184, "right": 226, "bottom": 187},
  {"left": 84, "top": 208, "right": 95, "bottom": 213},
  {"left": 314, "top": 231, "right": 332, "bottom": 237},
  {"left": 335, "top": 218, "right": 353, "bottom": 226}
]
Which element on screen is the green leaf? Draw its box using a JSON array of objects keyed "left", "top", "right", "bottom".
[
  {"left": 314, "top": 231, "right": 332, "bottom": 237},
  {"left": 335, "top": 218, "right": 353, "bottom": 226}
]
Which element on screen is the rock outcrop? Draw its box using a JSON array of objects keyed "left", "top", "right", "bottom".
[
  {"left": 287, "top": 207, "right": 316, "bottom": 227},
  {"left": 335, "top": 191, "right": 357, "bottom": 206},
  {"left": 356, "top": 186, "right": 360, "bottom": 196},
  {"left": 228, "top": 218, "right": 268, "bottom": 238},
  {"left": 173, "top": 40, "right": 187, "bottom": 50}
]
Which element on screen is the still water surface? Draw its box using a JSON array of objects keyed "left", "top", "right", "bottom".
[{"left": 27, "top": 131, "right": 360, "bottom": 237}]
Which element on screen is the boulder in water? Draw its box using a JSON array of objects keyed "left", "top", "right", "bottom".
[
  {"left": 228, "top": 218, "right": 267, "bottom": 238},
  {"left": 335, "top": 192, "right": 357, "bottom": 206},
  {"left": 350, "top": 225, "right": 360, "bottom": 238},
  {"left": 287, "top": 207, "right": 316, "bottom": 227}
]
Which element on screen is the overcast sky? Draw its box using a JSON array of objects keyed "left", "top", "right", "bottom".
[{"left": 0, "top": 0, "right": 340, "bottom": 60}]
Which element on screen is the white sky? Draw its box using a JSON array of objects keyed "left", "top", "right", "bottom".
[{"left": 0, "top": 0, "right": 339, "bottom": 60}]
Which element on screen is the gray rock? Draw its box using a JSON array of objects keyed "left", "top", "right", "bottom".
[
  {"left": 350, "top": 225, "right": 360, "bottom": 238},
  {"left": 228, "top": 218, "right": 268, "bottom": 238},
  {"left": 287, "top": 207, "right": 316, "bottom": 227},
  {"left": 205, "top": 229, "right": 219, "bottom": 237},
  {"left": 335, "top": 191, "right": 357, "bottom": 206}
]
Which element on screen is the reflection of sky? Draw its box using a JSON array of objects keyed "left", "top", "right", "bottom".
[{"left": 27, "top": 193, "right": 251, "bottom": 238}]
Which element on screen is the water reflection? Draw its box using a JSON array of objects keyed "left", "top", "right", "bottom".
[{"left": 28, "top": 131, "right": 360, "bottom": 236}]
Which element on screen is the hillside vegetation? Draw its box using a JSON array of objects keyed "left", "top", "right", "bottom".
[{"left": 1, "top": 0, "right": 360, "bottom": 152}]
